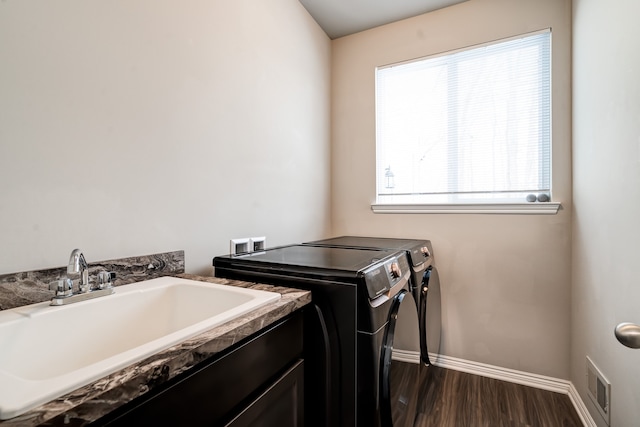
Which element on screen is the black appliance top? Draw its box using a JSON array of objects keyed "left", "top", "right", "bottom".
[
  {"left": 215, "top": 244, "right": 399, "bottom": 273},
  {"left": 213, "top": 244, "right": 409, "bottom": 299},
  {"left": 304, "top": 236, "right": 433, "bottom": 267}
]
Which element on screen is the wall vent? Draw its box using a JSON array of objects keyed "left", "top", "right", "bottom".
[{"left": 586, "top": 356, "right": 611, "bottom": 425}]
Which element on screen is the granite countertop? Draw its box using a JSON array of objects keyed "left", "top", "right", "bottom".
[{"left": 0, "top": 275, "right": 311, "bottom": 426}]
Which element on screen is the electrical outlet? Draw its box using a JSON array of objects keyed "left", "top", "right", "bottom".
[
  {"left": 230, "top": 238, "right": 250, "bottom": 256},
  {"left": 586, "top": 356, "right": 611, "bottom": 425},
  {"left": 250, "top": 236, "right": 266, "bottom": 252}
]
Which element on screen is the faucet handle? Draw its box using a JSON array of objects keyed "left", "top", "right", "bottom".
[
  {"left": 97, "top": 271, "right": 116, "bottom": 290},
  {"left": 49, "top": 278, "right": 73, "bottom": 297},
  {"left": 77, "top": 278, "right": 91, "bottom": 293}
]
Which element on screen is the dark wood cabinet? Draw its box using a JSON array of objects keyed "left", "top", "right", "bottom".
[
  {"left": 95, "top": 311, "right": 304, "bottom": 426},
  {"left": 226, "top": 360, "right": 304, "bottom": 427}
]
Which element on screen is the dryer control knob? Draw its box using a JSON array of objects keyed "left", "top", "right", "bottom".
[
  {"left": 421, "top": 246, "right": 430, "bottom": 257},
  {"left": 389, "top": 262, "right": 401, "bottom": 278}
]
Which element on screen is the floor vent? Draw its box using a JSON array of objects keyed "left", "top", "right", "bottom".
[{"left": 586, "top": 356, "right": 611, "bottom": 425}]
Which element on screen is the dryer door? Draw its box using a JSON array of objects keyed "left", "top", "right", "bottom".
[{"left": 379, "top": 289, "right": 421, "bottom": 427}]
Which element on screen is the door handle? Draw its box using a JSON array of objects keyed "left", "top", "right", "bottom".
[{"left": 614, "top": 323, "right": 640, "bottom": 349}]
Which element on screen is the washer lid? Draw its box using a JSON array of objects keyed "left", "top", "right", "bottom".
[
  {"left": 214, "top": 244, "right": 401, "bottom": 279},
  {"left": 304, "top": 236, "right": 433, "bottom": 267}
]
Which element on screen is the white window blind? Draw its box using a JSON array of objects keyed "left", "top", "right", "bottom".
[{"left": 375, "top": 30, "right": 551, "bottom": 205}]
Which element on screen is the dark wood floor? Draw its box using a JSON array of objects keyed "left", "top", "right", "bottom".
[{"left": 392, "top": 362, "right": 583, "bottom": 427}]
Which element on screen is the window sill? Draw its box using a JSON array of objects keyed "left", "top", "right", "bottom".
[{"left": 371, "top": 202, "right": 561, "bottom": 215}]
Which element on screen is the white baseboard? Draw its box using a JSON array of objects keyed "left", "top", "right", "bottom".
[
  {"left": 392, "top": 350, "right": 596, "bottom": 427},
  {"left": 568, "top": 382, "right": 598, "bottom": 427},
  {"left": 391, "top": 348, "right": 421, "bottom": 364}
]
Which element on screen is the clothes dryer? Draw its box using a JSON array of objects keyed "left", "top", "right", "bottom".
[
  {"left": 213, "top": 244, "right": 421, "bottom": 427},
  {"left": 304, "top": 236, "right": 441, "bottom": 366}
]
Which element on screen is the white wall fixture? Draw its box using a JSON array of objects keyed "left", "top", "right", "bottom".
[
  {"left": 586, "top": 356, "right": 611, "bottom": 425},
  {"left": 250, "top": 237, "right": 266, "bottom": 252},
  {"left": 230, "top": 237, "right": 266, "bottom": 255},
  {"left": 230, "top": 238, "right": 251, "bottom": 256}
]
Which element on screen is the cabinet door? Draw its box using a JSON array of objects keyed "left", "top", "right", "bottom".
[
  {"left": 226, "top": 360, "right": 304, "bottom": 427},
  {"left": 97, "top": 312, "right": 303, "bottom": 426}
]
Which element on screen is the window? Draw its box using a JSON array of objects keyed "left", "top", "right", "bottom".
[{"left": 375, "top": 30, "right": 553, "bottom": 212}]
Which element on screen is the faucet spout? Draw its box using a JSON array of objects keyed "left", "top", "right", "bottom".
[
  {"left": 49, "top": 249, "right": 115, "bottom": 305},
  {"left": 68, "top": 249, "right": 89, "bottom": 292}
]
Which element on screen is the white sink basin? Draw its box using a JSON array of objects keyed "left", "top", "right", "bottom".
[{"left": 0, "top": 277, "right": 280, "bottom": 420}]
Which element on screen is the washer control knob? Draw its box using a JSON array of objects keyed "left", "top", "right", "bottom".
[
  {"left": 389, "top": 262, "right": 401, "bottom": 279},
  {"left": 421, "top": 246, "right": 430, "bottom": 258}
]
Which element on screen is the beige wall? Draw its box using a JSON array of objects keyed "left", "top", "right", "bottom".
[
  {"left": 8, "top": 4, "right": 639, "bottom": 423},
  {"left": 572, "top": 0, "right": 640, "bottom": 425},
  {"left": 330, "top": 0, "right": 573, "bottom": 378},
  {"left": 0, "top": 0, "right": 331, "bottom": 275}
]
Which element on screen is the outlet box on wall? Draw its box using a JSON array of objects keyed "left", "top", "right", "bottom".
[
  {"left": 250, "top": 236, "right": 266, "bottom": 252},
  {"left": 230, "top": 238, "right": 250, "bottom": 255},
  {"left": 230, "top": 237, "right": 266, "bottom": 256}
]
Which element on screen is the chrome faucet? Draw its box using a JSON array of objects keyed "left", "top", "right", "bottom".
[
  {"left": 48, "top": 249, "right": 116, "bottom": 306},
  {"left": 68, "top": 249, "right": 90, "bottom": 293}
]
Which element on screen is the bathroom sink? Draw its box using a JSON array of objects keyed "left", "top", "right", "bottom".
[{"left": 0, "top": 276, "right": 280, "bottom": 420}]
